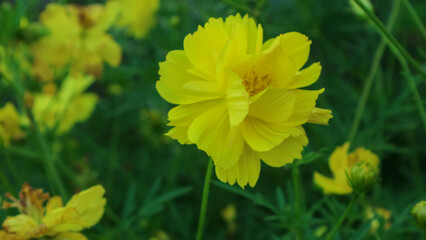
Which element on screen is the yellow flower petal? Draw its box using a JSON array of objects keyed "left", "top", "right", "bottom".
[
  {"left": 98, "top": 35, "right": 122, "bottom": 67},
  {"left": 258, "top": 133, "right": 308, "bottom": 167},
  {"left": 224, "top": 69, "right": 249, "bottom": 127},
  {"left": 329, "top": 143, "right": 350, "bottom": 175},
  {"left": 248, "top": 88, "right": 295, "bottom": 123},
  {"left": 188, "top": 103, "right": 244, "bottom": 169},
  {"left": 165, "top": 127, "right": 191, "bottom": 144},
  {"left": 112, "top": 0, "right": 159, "bottom": 38},
  {"left": 283, "top": 89, "right": 325, "bottom": 126},
  {"left": 242, "top": 117, "right": 303, "bottom": 152},
  {"left": 43, "top": 185, "right": 106, "bottom": 232},
  {"left": 52, "top": 232, "right": 88, "bottom": 240},
  {"left": 313, "top": 171, "right": 353, "bottom": 195},
  {"left": 215, "top": 145, "right": 261, "bottom": 188},
  {"left": 279, "top": 32, "right": 311, "bottom": 71},
  {"left": 307, "top": 107, "right": 333, "bottom": 125},
  {"left": 46, "top": 196, "right": 64, "bottom": 214},
  {"left": 287, "top": 62, "right": 322, "bottom": 89},
  {"left": 2, "top": 215, "right": 44, "bottom": 239},
  {"left": 157, "top": 50, "right": 222, "bottom": 105},
  {"left": 64, "top": 185, "right": 106, "bottom": 228}
]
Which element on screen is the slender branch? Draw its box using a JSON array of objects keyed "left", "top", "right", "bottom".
[
  {"left": 347, "top": 0, "right": 401, "bottom": 142},
  {"left": 196, "top": 159, "right": 214, "bottom": 240},
  {"left": 401, "top": 0, "right": 426, "bottom": 41},
  {"left": 33, "top": 120, "right": 67, "bottom": 199},
  {"left": 326, "top": 192, "right": 360, "bottom": 240},
  {"left": 353, "top": 0, "right": 426, "bottom": 79}
]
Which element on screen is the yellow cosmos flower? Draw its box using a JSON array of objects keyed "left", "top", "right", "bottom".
[
  {"left": 313, "top": 143, "right": 380, "bottom": 194},
  {"left": 31, "top": 3, "right": 121, "bottom": 79},
  {"left": 0, "top": 102, "right": 24, "bottom": 146},
  {"left": 32, "top": 74, "right": 98, "bottom": 135},
  {"left": 156, "top": 14, "right": 332, "bottom": 188},
  {"left": 109, "top": 0, "right": 159, "bottom": 39},
  {"left": 365, "top": 206, "right": 391, "bottom": 233},
  {"left": 0, "top": 183, "right": 106, "bottom": 240}
]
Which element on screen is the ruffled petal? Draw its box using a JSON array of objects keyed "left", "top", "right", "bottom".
[
  {"left": 188, "top": 103, "right": 244, "bottom": 169},
  {"left": 215, "top": 145, "right": 261, "bottom": 188},
  {"left": 259, "top": 133, "right": 308, "bottom": 167},
  {"left": 165, "top": 127, "right": 191, "bottom": 144}
]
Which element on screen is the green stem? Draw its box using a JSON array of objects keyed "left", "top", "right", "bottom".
[
  {"left": 353, "top": 0, "right": 426, "bottom": 79},
  {"left": 292, "top": 160, "right": 303, "bottom": 240},
  {"left": 0, "top": 158, "right": 15, "bottom": 194},
  {"left": 347, "top": 0, "right": 401, "bottom": 142},
  {"left": 401, "top": 0, "right": 426, "bottom": 41},
  {"left": 33, "top": 121, "right": 67, "bottom": 199},
  {"left": 326, "top": 192, "right": 360, "bottom": 240},
  {"left": 4, "top": 150, "right": 20, "bottom": 187},
  {"left": 397, "top": 56, "right": 426, "bottom": 133},
  {"left": 196, "top": 159, "right": 214, "bottom": 240},
  {"left": 5, "top": 146, "right": 40, "bottom": 160}
]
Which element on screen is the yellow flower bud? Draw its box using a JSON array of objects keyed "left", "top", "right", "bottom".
[
  {"left": 348, "top": 161, "right": 379, "bottom": 192},
  {"left": 412, "top": 201, "right": 426, "bottom": 229}
]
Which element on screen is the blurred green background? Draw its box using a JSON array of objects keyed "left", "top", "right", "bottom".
[{"left": 0, "top": 0, "right": 425, "bottom": 239}]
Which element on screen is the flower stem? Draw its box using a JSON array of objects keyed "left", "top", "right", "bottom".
[
  {"left": 353, "top": 0, "right": 426, "bottom": 79},
  {"left": 401, "top": 0, "right": 426, "bottom": 41},
  {"left": 326, "top": 192, "right": 360, "bottom": 240},
  {"left": 0, "top": 161, "right": 15, "bottom": 194},
  {"left": 196, "top": 158, "right": 214, "bottom": 240},
  {"left": 292, "top": 160, "right": 303, "bottom": 240},
  {"left": 33, "top": 120, "right": 67, "bottom": 200},
  {"left": 347, "top": 0, "right": 401, "bottom": 142}
]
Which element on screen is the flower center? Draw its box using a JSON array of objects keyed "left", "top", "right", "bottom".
[{"left": 241, "top": 70, "right": 271, "bottom": 96}]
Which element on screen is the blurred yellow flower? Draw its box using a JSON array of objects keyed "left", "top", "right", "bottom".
[
  {"left": 0, "top": 102, "right": 24, "bottom": 146},
  {"left": 313, "top": 143, "right": 380, "bottom": 194},
  {"left": 31, "top": 3, "right": 121, "bottom": 80},
  {"left": 109, "top": 0, "right": 159, "bottom": 39},
  {"left": 149, "top": 230, "right": 170, "bottom": 240},
  {"left": 221, "top": 204, "right": 236, "bottom": 233},
  {"left": 365, "top": 206, "right": 391, "bottom": 233},
  {"left": 157, "top": 14, "right": 332, "bottom": 188},
  {"left": 0, "top": 183, "right": 106, "bottom": 240},
  {"left": 32, "top": 74, "right": 98, "bottom": 135}
]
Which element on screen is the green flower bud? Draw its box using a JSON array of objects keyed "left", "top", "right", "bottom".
[
  {"left": 348, "top": 161, "right": 379, "bottom": 192},
  {"left": 412, "top": 201, "right": 426, "bottom": 229}
]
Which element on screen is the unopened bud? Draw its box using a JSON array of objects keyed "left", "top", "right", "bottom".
[
  {"left": 348, "top": 161, "right": 379, "bottom": 192},
  {"left": 412, "top": 201, "right": 426, "bottom": 229}
]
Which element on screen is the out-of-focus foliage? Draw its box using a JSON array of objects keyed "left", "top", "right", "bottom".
[{"left": 0, "top": 0, "right": 425, "bottom": 239}]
